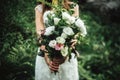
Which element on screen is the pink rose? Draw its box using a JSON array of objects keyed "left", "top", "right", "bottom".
[{"left": 55, "top": 44, "right": 64, "bottom": 51}]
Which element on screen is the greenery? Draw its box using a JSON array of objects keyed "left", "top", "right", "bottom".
[{"left": 0, "top": 0, "right": 120, "bottom": 80}]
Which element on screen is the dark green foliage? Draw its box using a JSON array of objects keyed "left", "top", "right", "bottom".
[
  {"left": 0, "top": 0, "right": 120, "bottom": 80},
  {"left": 77, "top": 11, "right": 120, "bottom": 80},
  {"left": 0, "top": 0, "right": 37, "bottom": 80}
]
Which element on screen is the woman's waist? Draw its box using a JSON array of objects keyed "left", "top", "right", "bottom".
[
  {"left": 37, "top": 47, "right": 77, "bottom": 58},
  {"left": 37, "top": 48, "right": 45, "bottom": 57}
]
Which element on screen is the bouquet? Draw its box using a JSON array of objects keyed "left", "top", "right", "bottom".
[{"left": 39, "top": 4, "right": 87, "bottom": 64}]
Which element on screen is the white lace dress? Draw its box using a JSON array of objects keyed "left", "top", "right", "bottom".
[{"left": 35, "top": 5, "right": 79, "bottom": 80}]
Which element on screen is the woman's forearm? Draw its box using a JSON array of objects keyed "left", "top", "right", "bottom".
[
  {"left": 44, "top": 53, "right": 50, "bottom": 65},
  {"left": 35, "top": 8, "right": 45, "bottom": 36}
]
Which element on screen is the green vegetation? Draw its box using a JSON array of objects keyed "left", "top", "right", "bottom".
[{"left": 0, "top": 0, "right": 120, "bottom": 80}]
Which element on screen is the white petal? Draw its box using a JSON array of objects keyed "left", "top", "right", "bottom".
[
  {"left": 75, "top": 19, "right": 87, "bottom": 37},
  {"left": 63, "top": 27, "right": 74, "bottom": 36},
  {"left": 44, "top": 26, "right": 55, "bottom": 36},
  {"left": 61, "top": 46, "right": 68, "bottom": 57},
  {"left": 54, "top": 18, "right": 60, "bottom": 25}
]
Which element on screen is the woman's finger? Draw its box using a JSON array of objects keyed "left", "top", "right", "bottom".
[
  {"left": 71, "top": 39, "right": 77, "bottom": 43},
  {"left": 48, "top": 61, "right": 59, "bottom": 71},
  {"left": 40, "top": 45, "right": 45, "bottom": 50},
  {"left": 53, "top": 58, "right": 65, "bottom": 64}
]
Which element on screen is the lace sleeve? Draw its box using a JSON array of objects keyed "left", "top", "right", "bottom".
[{"left": 35, "top": 5, "right": 43, "bottom": 13}]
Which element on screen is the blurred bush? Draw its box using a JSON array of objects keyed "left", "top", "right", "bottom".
[
  {"left": 77, "top": 11, "right": 120, "bottom": 80},
  {"left": 0, "top": 0, "right": 37, "bottom": 80},
  {"left": 79, "top": 0, "right": 120, "bottom": 23}
]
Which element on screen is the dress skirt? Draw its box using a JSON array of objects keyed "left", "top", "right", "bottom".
[{"left": 35, "top": 50, "right": 79, "bottom": 80}]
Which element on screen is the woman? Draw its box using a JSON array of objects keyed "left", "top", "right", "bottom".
[{"left": 35, "top": 0, "right": 79, "bottom": 80}]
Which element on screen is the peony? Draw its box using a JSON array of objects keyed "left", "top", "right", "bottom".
[
  {"left": 44, "top": 26, "right": 55, "bottom": 36},
  {"left": 62, "top": 12, "right": 71, "bottom": 20},
  {"left": 63, "top": 27, "right": 74, "bottom": 36},
  {"left": 54, "top": 18, "right": 61, "bottom": 25},
  {"left": 56, "top": 37, "right": 65, "bottom": 44},
  {"left": 55, "top": 43, "right": 64, "bottom": 50},
  {"left": 75, "top": 18, "right": 87, "bottom": 37},
  {"left": 48, "top": 40, "right": 57, "bottom": 48},
  {"left": 61, "top": 46, "right": 68, "bottom": 57}
]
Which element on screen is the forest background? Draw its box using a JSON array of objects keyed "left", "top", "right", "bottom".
[{"left": 0, "top": 0, "right": 120, "bottom": 80}]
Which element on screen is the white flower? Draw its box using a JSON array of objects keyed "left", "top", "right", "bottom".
[
  {"left": 75, "top": 18, "right": 87, "bottom": 37},
  {"left": 69, "top": 16, "right": 76, "bottom": 24},
  {"left": 62, "top": 12, "right": 76, "bottom": 24},
  {"left": 66, "top": 16, "right": 76, "bottom": 24},
  {"left": 56, "top": 37, "right": 65, "bottom": 44},
  {"left": 61, "top": 33, "right": 67, "bottom": 39},
  {"left": 63, "top": 27, "right": 74, "bottom": 36},
  {"left": 44, "top": 26, "right": 55, "bottom": 36},
  {"left": 54, "top": 18, "right": 61, "bottom": 25},
  {"left": 61, "top": 46, "right": 68, "bottom": 57},
  {"left": 48, "top": 40, "right": 57, "bottom": 48},
  {"left": 43, "top": 11, "right": 55, "bottom": 24},
  {"left": 51, "top": 12, "right": 55, "bottom": 17},
  {"left": 43, "top": 11, "right": 51, "bottom": 23},
  {"left": 62, "top": 12, "right": 71, "bottom": 20}
]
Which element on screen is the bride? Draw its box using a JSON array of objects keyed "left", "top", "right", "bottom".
[{"left": 35, "top": 0, "right": 80, "bottom": 80}]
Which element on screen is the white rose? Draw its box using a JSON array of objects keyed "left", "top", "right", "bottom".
[
  {"left": 61, "top": 33, "right": 67, "bottom": 39},
  {"left": 61, "top": 46, "right": 68, "bottom": 57},
  {"left": 54, "top": 18, "right": 61, "bottom": 25},
  {"left": 43, "top": 11, "right": 51, "bottom": 23},
  {"left": 63, "top": 27, "right": 74, "bottom": 36},
  {"left": 48, "top": 40, "right": 57, "bottom": 48},
  {"left": 65, "top": 20, "right": 71, "bottom": 24},
  {"left": 62, "top": 12, "right": 71, "bottom": 20},
  {"left": 75, "top": 18, "right": 87, "bottom": 37},
  {"left": 66, "top": 16, "right": 76, "bottom": 24},
  {"left": 56, "top": 37, "right": 65, "bottom": 44},
  {"left": 69, "top": 16, "right": 76, "bottom": 24},
  {"left": 44, "top": 26, "right": 55, "bottom": 36}
]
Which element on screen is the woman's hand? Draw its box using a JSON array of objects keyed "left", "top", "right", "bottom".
[
  {"left": 70, "top": 39, "right": 80, "bottom": 57},
  {"left": 40, "top": 45, "right": 60, "bottom": 72},
  {"left": 48, "top": 60, "right": 59, "bottom": 72},
  {"left": 40, "top": 45, "right": 46, "bottom": 51},
  {"left": 49, "top": 57, "right": 66, "bottom": 72},
  {"left": 47, "top": 56, "right": 66, "bottom": 72},
  {"left": 70, "top": 39, "right": 77, "bottom": 49}
]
